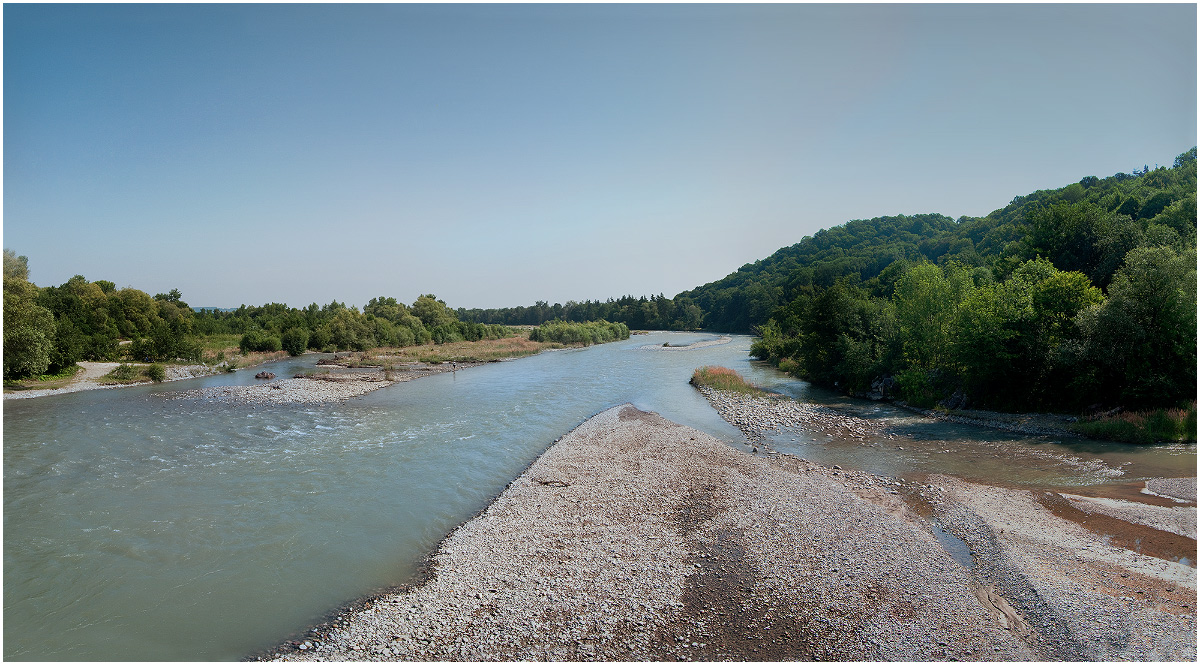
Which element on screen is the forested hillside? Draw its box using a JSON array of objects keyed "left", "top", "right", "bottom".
[{"left": 748, "top": 149, "right": 1196, "bottom": 411}]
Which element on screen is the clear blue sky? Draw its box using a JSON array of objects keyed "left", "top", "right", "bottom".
[{"left": 4, "top": 3, "right": 1196, "bottom": 309}]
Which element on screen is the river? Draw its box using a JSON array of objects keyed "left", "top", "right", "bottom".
[{"left": 3, "top": 332, "right": 1194, "bottom": 660}]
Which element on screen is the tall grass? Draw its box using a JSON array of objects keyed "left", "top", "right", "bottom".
[
  {"left": 689, "top": 366, "right": 766, "bottom": 395},
  {"left": 367, "top": 337, "right": 555, "bottom": 364},
  {"left": 1072, "top": 403, "right": 1197, "bottom": 444}
]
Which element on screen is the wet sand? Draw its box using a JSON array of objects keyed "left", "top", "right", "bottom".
[{"left": 257, "top": 400, "right": 1196, "bottom": 662}]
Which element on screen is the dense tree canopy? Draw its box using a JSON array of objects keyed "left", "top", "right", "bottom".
[{"left": 748, "top": 149, "right": 1197, "bottom": 410}]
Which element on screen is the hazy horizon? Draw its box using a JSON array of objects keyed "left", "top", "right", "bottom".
[{"left": 5, "top": 3, "right": 1196, "bottom": 310}]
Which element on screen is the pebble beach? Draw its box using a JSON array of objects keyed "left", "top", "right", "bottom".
[{"left": 259, "top": 394, "right": 1196, "bottom": 661}]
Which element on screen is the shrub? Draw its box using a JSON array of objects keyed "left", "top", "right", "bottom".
[
  {"left": 308, "top": 327, "right": 332, "bottom": 351},
  {"left": 431, "top": 323, "right": 464, "bottom": 345},
  {"left": 528, "top": 320, "right": 630, "bottom": 345},
  {"left": 240, "top": 330, "right": 282, "bottom": 353},
  {"left": 895, "top": 368, "right": 944, "bottom": 408},
  {"left": 108, "top": 363, "right": 140, "bottom": 382},
  {"left": 689, "top": 366, "right": 766, "bottom": 395},
  {"left": 281, "top": 327, "right": 309, "bottom": 356},
  {"left": 146, "top": 363, "right": 166, "bottom": 382},
  {"left": 129, "top": 337, "right": 154, "bottom": 362}
]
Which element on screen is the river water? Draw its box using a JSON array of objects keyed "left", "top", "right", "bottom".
[{"left": 4, "top": 332, "right": 1194, "bottom": 660}]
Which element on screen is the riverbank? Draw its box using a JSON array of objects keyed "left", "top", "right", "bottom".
[
  {"left": 1, "top": 335, "right": 544, "bottom": 402},
  {"left": 896, "top": 402, "right": 1082, "bottom": 439},
  {"left": 258, "top": 404, "right": 1195, "bottom": 661},
  {"left": 1, "top": 361, "right": 220, "bottom": 400}
]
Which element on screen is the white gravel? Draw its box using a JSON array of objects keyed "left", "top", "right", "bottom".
[
  {"left": 260, "top": 404, "right": 1033, "bottom": 661},
  {"left": 254, "top": 388, "right": 1195, "bottom": 662},
  {"left": 694, "top": 384, "right": 894, "bottom": 444},
  {"left": 932, "top": 476, "right": 1195, "bottom": 661},
  {"left": 164, "top": 362, "right": 482, "bottom": 406},
  {"left": 168, "top": 375, "right": 392, "bottom": 406}
]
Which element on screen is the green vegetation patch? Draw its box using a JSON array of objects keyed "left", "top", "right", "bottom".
[
  {"left": 528, "top": 320, "right": 630, "bottom": 346},
  {"left": 690, "top": 366, "right": 766, "bottom": 396},
  {"left": 99, "top": 363, "right": 167, "bottom": 385},
  {"left": 1071, "top": 404, "right": 1196, "bottom": 444}
]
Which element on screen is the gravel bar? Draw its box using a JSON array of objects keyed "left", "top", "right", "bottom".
[
  {"left": 257, "top": 391, "right": 1194, "bottom": 662},
  {"left": 261, "top": 404, "right": 1035, "bottom": 661},
  {"left": 166, "top": 362, "right": 484, "bottom": 406}
]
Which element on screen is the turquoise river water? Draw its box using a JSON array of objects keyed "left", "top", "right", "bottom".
[{"left": 4, "top": 332, "right": 1194, "bottom": 660}]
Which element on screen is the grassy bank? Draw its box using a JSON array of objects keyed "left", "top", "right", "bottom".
[
  {"left": 689, "top": 366, "right": 766, "bottom": 396},
  {"left": 328, "top": 337, "right": 562, "bottom": 367},
  {"left": 2, "top": 364, "right": 83, "bottom": 391},
  {"left": 1071, "top": 404, "right": 1197, "bottom": 444}
]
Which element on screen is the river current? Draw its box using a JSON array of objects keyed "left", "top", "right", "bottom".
[{"left": 4, "top": 332, "right": 1194, "bottom": 660}]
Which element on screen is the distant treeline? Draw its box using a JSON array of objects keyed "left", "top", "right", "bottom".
[
  {"left": 3, "top": 258, "right": 204, "bottom": 378},
  {"left": 458, "top": 294, "right": 703, "bottom": 331},
  {"left": 0, "top": 277, "right": 512, "bottom": 378},
  {"left": 194, "top": 295, "right": 510, "bottom": 355},
  {"left": 1, "top": 259, "right": 636, "bottom": 380}
]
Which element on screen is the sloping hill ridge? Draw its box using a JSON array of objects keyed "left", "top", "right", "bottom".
[{"left": 680, "top": 150, "right": 1196, "bottom": 334}]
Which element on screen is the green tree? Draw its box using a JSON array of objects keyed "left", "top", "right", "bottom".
[
  {"left": 281, "top": 327, "right": 309, "bottom": 356},
  {"left": 411, "top": 294, "right": 457, "bottom": 331},
  {"left": 1075, "top": 246, "right": 1196, "bottom": 406},
  {"left": 3, "top": 250, "right": 57, "bottom": 378},
  {"left": 893, "top": 262, "right": 970, "bottom": 371}
]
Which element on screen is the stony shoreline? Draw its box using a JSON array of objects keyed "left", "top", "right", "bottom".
[
  {"left": 257, "top": 399, "right": 1195, "bottom": 662},
  {"left": 895, "top": 402, "right": 1082, "bottom": 439},
  {"left": 2, "top": 361, "right": 219, "bottom": 400},
  {"left": 694, "top": 384, "right": 898, "bottom": 446}
]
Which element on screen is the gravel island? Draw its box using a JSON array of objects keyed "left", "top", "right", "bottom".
[
  {"left": 256, "top": 400, "right": 1195, "bottom": 661},
  {"left": 168, "top": 362, "right": 485, "bottom": 406}
]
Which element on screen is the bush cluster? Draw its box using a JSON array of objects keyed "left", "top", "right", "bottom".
[{"left": 528, "top": 320, "right": 630, "bottom": 345}]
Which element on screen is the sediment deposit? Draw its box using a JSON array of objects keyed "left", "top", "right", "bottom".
[
  {"left": 168, "top": 362, "right": 482, "bottom": 406},
  {"left": 261, "top": 398, "right": 1195, "bottom": 662}
]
